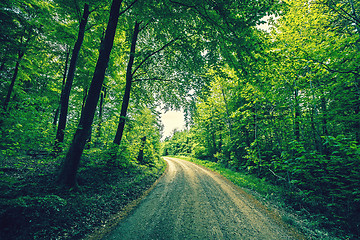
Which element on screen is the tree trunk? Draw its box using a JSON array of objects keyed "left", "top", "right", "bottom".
[
  {"left": 53, "top": 49, "right": 70, "bottom": 127},
  {"left": 57, "top": 0, "right": 123, "bottom": 188},
  {"left": 55, "top": 4, "right": 90, "bottom": 148},
  {"left": 137, "top": 136, "right": 146, "bottom": 164},
  {"left": 53, "top": 107, "right": 60, "bottom": 126},
  {"left": 0, "top": 59, "right": 5, "bottom": 71},
  {"left": 113, "top": 21, "right": 140, "bottom": 145},
  {"left": 321, "top": 96, "right": 330, "bottom": 155},
  {"left": 294, "top": 87, "right": 300, "bottom": 141},
  {"left": 210, "top": 123, "right": 217, "bottom": 156},
  {"left": 3, "top": 51, "right": 24, "bottom": 111},
  {"left": 97, "top": 85, "right": 106, "bottom": 138},
  {"left": 253, "top": 105, "right": 257, "bottom": 141},
  {"left": 309, "top": 79, "right": 321, "bottom": 151},
  {"left": 354, "top": 103, "right": 360, "bottom": 144},
  {"left": 81, "top": 85, "right": 88, "bottom": 111}
]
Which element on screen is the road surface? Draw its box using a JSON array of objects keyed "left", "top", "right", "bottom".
[{"left": 105, "top": 157, "right": 299, "bottom": 239}]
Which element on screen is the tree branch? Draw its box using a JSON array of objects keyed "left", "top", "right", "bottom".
[
  {"left": 132, "top": 77, "right": 173, "bottom": 82},
  {"left": 131, "top": 37, "right": 180, "bottom": 76},
  {"left": 138, "top": 20, "right": 151, "bottom": 32},
  {"left": 268, "top": 168, "right": 286, "bottom": 181},
  {"left": 319, "top": 0, "right": 360, "bottom": 25},
  {"left": 168, "top": 0, "right": 195, "bottom": 8},
  {"left": 310, "top": 58, "right": 360, "bottom": 76},
  {"left": 119, "top": 0, "right": 139, "bottom": 16},
  {"left": 295, "top": 47, "right": 360, "bottom": 77}
]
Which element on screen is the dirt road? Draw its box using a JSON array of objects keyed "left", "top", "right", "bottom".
[{"left": 105, "top": 157, "right": 299, "bottom": 239}]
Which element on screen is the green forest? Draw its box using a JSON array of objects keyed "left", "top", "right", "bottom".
[{"left": 0, "top": 0, "right": 359, "bottom": 239}]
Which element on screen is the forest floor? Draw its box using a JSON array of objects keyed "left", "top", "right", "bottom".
[{"left": 0, "top": 151, "right": 166, "bottom": 240}]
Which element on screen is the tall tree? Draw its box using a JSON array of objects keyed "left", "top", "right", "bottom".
[
  {"left": 57, "top": 0, "right": 125, "bottom": 188},
  {"left": 113, "top": 21, "right": 140, "bottom": 145},
  {"left": 53, "top": 48, "right": 70, "bottom": 128},
  {"left": 1, "top": 0, "right": 39, "bottom": 111},
  {"left": 3, "top": 47, "right": 26, "bottom": 111},
  {"left": 55, "top": 3, "right": 90, "bottom": 149}
]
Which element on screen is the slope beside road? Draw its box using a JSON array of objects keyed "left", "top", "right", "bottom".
[{"left": 104, "top": 157, "right": 303, "bottom": 240}]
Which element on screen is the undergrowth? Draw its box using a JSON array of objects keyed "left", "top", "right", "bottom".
[{"left": 0, "top": 152, "right": 166, "bottom": 240}]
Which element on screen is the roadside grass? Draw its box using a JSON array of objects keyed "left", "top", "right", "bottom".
[
  {"left": 171, "top": 155, "right": 342, "bottom": 240},
  {"left": 171, "top": 155, "right": 281, "bottom": 196},
  {"left": 174, "top": 156, "right": 280, "bottom": 196},
  {"left": 0, "top": 152, "right": 166, "bottom": 240}
]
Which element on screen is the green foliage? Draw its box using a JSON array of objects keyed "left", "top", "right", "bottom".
[
  {"left": 266, "top": 136, "right": 360, "bottom": 234},
  {"left": 163, "top": 0, "right": 360, "bottom": 237},
  {"left": 162, "top": 129, "right": 195, "bottom": 157},
  {"left": 0, "top": 104, "right": 55, "bottom": 155},
  {"left": 14, "top": 194, "right": 67, "bottom": 210}
]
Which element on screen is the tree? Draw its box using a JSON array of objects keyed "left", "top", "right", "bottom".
[
  {"left": 113, "top": 21, "right": 140, "bottom": 145},
  {"left": 1, "top": 0, "right": 47, "bottom": 111},
  {"left": 57, "top": 0, "right": 125, "bottom": 188},
  {"left": 55, "top": 3, "right": 90, "bottom": 150}
]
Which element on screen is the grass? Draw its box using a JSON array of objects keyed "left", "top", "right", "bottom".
[{"left": 173, "top": 155, "right": 281, "bottom": 197}]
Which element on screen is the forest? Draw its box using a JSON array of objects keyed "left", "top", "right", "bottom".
[{"left": 0, "top": 0, "right": 359, "bottom": 239}]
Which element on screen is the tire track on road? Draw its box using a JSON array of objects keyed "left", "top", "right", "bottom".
[{"left": 105, "top": 157, "right": 301, "bottom": 240}]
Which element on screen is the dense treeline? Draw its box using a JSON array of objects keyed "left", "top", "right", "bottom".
[
  {"left": 0, "top": 0, "right": 166, "bottom": 177},
  {"left": 163, "top": 0, "right": 360, "bottom": 237}
]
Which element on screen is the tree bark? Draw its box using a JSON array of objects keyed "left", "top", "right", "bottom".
[
  {"left": 57, "top": 0, "right": 123, "bottom": 188},
  {"left": 55, "top": 4, "right": 89, "bottom": 148},
  {"left": 3, "top": 50, "right": 24, "bottom": 111},
  {"left": 294, "top": 86, "right": 300, "bottom": 141},
  {"left": 137, "top": 136, "right": 146, "bottom": 164},
  {"left": 321, "top": 96, "right": 330, "bottom": 155},
  {"left": 97, "top": 85, "right": 106, "bottom": 138},
  {"left": 309, "top": 79, "right": 321, "bottom": 151},
  {"left": 53, "top": 49, "right": 70, "bottom": 127},
  {"left": 354, "top": 102, "right": 360, "bottom": 144},
  {"left": 210, "top": 122, "right": 217, "bottom": 156},
  {"left": 113, "top": 21, "right": 140, "bottom": 145},
  {"left": 0, "top": 60, "right": 5, "bottom": 71}
]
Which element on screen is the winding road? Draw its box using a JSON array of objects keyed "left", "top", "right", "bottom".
[{"left": 105, "top": 157, "right": 300, "bottom": 239}]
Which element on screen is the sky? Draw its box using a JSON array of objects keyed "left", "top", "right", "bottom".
[
  {"left": 160, "top": 110, "right": 185, "bottom": 140},
  {"left": 257, "top": 15, "right": 273, "bottom": 31}
]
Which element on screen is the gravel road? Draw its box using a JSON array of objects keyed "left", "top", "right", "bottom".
[{"left": 104, "top": 157, "right": 299, "bottom": 240}]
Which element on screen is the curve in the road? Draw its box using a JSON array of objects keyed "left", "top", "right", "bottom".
[{"left": 104, "top": 157, "right": 303, "bottom": 240}]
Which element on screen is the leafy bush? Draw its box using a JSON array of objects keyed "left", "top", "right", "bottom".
[{"left": 270, "top": 137, "right": 360, "bottom": 235}]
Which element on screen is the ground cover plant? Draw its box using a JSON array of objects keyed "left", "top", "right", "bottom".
[{"left": 0, "top": 152, "right": 166, "bottom": 239}]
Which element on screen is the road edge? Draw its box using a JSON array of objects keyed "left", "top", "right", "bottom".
[
  {"left": 169, "top": 156, "right": 308, "bottom": 240},
  {"left": 84, "top": 159, "right": 169, "bottom": 240}
]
